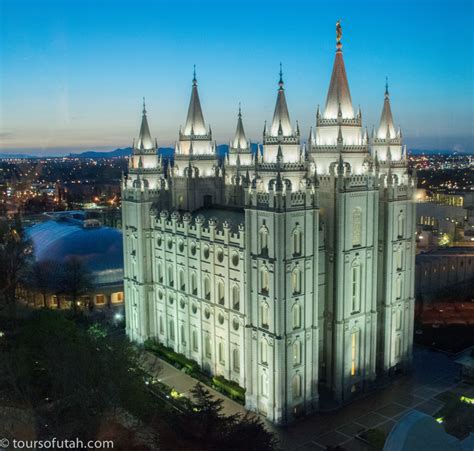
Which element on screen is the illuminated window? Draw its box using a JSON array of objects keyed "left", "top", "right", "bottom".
[
  {"left": 293, "top": 228, "right": 302, "bottom": 256},
  {"left": 293, "top": 340, "right": 301, "bottom": 366},
  {"left": 351, "top": 329, "right": 359, "bottom": 377},
  {"left": 351, "top": 263, "right": 361, "bottom": 313},
  {"left": 352, "top": 208, "right": 362, "bottom": 247},
  {"left": 291, "top": 267, "right": 302, "bottom": 295},
  {"left": 95, "top": 294, "right": 105, "bottom": 304},
  {"left": 261, "top": 302, "right": 269, "bottom": 328},
  {"left": 292, "top": 374, "right": 302, "bottom": 398},
  {"left": 397, "top": 212, "right": 405, "bottom": 239},
  {"left": 292, "top": 303, "right": 301, "bottom": 329},
  {"left": 259, "top": 225, "right": 269, "bottom": 255},
  {"left": 260, "top": 266, "right": 269, "bottom": 294}
]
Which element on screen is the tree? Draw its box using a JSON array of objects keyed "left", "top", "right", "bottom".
[
  {"left": 24, "top": 260, "right": 57, "bottom": 308},
  {"left": 58, "top": 257, "right": 93, "bottom": 311},
  {"left": 0, "top": 215, "right": 32, "bottom": 316}
]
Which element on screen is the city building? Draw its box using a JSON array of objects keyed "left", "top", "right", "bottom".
[{"left": 122, "top": 25, "right": 416, "bottom": 424}]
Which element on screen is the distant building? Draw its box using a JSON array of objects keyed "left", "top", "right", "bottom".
[{"left": 122, "top": 25, "right": 416, "bottom": 424}]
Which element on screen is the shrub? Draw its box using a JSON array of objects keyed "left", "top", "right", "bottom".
[{"left": 212, "top": 375, "right": 245, "bottom": 403}]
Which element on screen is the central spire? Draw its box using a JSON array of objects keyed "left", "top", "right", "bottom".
[
  {"left": 270, "top": 63, "right": 293, "bottom": 136},
  {"left": 136, "top": 97, "right": 154, "bottom": 150},
  {"left": 232, "top": 103, "right": 248, "bottom": 149},
  {"left": 323, "top": 20, "right": 354, "bottom": 119},
  {"left": 183, "top": 65, "right": 207, "bottom": 136},
  {"left": 377, "top": 78, "right": 396, "bottom": 139}
]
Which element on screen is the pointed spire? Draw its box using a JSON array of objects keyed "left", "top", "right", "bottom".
[
  {"left": 377, "top": 78, "right": 396, "bottom": 139},
  {"left": 136, "top": 97, "right": 154, "bottom": 151},
  {"left": 276, "top": 144, "right": 283, "bottom": 163},
  {"left": 183, "top": 66, "right": 207, "bottom": 135},
  {"left": 323, "top": 22, "right": 354, "bottom": 120},
  {"left": 337, "top": 124, "right": 343, "bottom": 144},
  {"left": 232, "top": 103, "right": 248, "bottom": 150},
  {"left": 270, "top": 64, "right": 293, "bottom": 136}
]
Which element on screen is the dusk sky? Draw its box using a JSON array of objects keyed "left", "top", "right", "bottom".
[{"left": 1, "top": 0, "right": 473, "bottom": 155}]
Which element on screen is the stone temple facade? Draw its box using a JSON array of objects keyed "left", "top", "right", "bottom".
[{"left": 122, "top": 29, "right": 416, "bottom": 424}]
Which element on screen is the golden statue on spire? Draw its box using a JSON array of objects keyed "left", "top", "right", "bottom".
[{"left": 336, "top": 19, "right": 342, "bottom": 43}]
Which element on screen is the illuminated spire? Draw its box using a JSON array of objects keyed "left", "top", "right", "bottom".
[
  {"left": 270, "top": 63, "right": 293, "bottom": 136},
  {"left": 376, "top": 78, "right": 396, "bottom": 140},
  {"left": 136, "top": 97, "right": 154, "bottom": 151},
  {"left": 232, "top": 103, "right": 248, "bottom": 150},
  {"left": 183, "top": 66, "right": 207, "bottom": 135}
]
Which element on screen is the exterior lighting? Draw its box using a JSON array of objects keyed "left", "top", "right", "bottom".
[
  {"left": 460, "top": 396, "right": 474, "bottom": 404},
  {"left": 435, "top": 417, "right": 444, "bottom": 423}
]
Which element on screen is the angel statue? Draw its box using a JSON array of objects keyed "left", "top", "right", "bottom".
[{"left": 336, "top": 19, "right": 342, "bottom": 43}]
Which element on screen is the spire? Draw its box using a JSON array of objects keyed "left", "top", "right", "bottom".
[
  {"left": 323, "top": 21, "right": 354, "bottom": 119},
  {"left": 232, "top": 103, "right": 248, "bottom": 150},
  {"left": 136, "top": 97, "right": 155, "bottom": 151},
  {"left": 270, "top": 64, "right": 293, "bottom": 136},
  {"left": 376, "top": 78, "right": 396, "bottom": 139},
  {"left": 183, "top": 66, "right": 207, "bottom": 135}
]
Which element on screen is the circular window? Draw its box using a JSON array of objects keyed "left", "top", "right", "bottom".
[
  {"left": 231, "top": 252, "right": 239, "bottom": 266},
  {"left": 167, "top": 239, "right": 173, "bottom": 250},
  {"left": 178, "top": 240, "right": 184, "bottom": 253},
  {"left": 190, "top": 242, "right": 197, "bottom": 256},
  {"left": 217, "top": 248, "right": 224, "bottom": 263},
  {"left": 218, "top": 313, "right": 225, "bottom": 325},
  {"left": 204, "top": 307, "right": 211, "bottom": 319},
  {"left": 168, "top": 295, "right": 174, "bottom": 305},
  {"left": 192, "top": 303, "right": 198, "bottom": 314},
  {"left": 232, "top": 318, "right": 239, "bottom": 331},
  {"left": 203, "top": 245, "right": 210, "bottom": 259},
  {"left": 180, "top": 298, "right": 185, "bottom": 309}
]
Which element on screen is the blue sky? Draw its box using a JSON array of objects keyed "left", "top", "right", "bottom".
[{"left": 1, "top": 0, "right": 473, "bottom": 155}]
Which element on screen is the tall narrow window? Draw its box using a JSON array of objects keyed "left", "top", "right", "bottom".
[
  {"left": 179, "top": 269, "right": 185, "bottom": 291},
  {"left": 218, "top": 341, "right": 225, "bottom": 364},
  {"left": 157, "top": 263, "right": 163, "bottom": 283},
  {"left": 261, "top": 373, "right": 268, "bottom": 397},
  {"left": 159, "top": 316, "right": 164, "bottom": 335},
  {"left": 396, "top": 247, "right": 404, "bottom": 271},
  {"left": 260, "top": 266, "right": 269, "bottom": 295},
  {"left": 233, "top": 348, "right": 240, "bottom": 372},
  {"left": 396, "top": 276, "right": 403, "bottom": 300},
  {"left": 351, "top": 329, "right": 359, "bottom": 377},
  {"left": 168, "top": 265, "right": 174, "bottom": 287},
  {"left": 217, "top": 280, "right": 225, "bottom": 305},
  {"left": 261, "top": 302, "right": 269, "bottom": 328},
  {"left": 180, "top": 324, "right": 186, "bottom": 345},
  {"left": 395, "top": 335, "right": 402, "bottom": 358},
  {"left": 259, "top": 226, "right": 269, "bottom": 255},
  {"left": 352, "top": 208, "right": 362, "bottom": 247},
  {"left": 205, "top": 335, "right": 211, "bottom": 358},
  {"left": 292, "top": 374, "right": 302, "bottom": 398},
  {"left": 293, "top": 340, "right": 302, "bottom": 366},
  {"left": 397, "top": 212, "right": 405, "bottom": 239},
  {"left": 204, "top": 276, "right": 211, "bottom": 300},
  {"left": 293, "top": 228, "right": 302, "bottom": 256},
  {"left": 169, "top": 320, "right": 175, "bottom": 341},
  {"left": 261, "top": 339, "right": 268, "bottom": 364},
  {"left": 351, "top": 263, "right": 361, "bottom": 313},
  {"left": 232, "top": 285, "right": 240, "bottom": 310},
  {"left": 292, "top": 303, "right": 301, "bottom": 329},
  {"left": 192, "top": 329, "right": 198, "bottom": 351},
  {"left": 191, "top": 272, "right": 197, "bottom": 295},
  {"left": 395, "top": 309, "right": 402, "bottom": 331},
  {"left": 292, "top": 267, "right": 302, "bottom": 295}
]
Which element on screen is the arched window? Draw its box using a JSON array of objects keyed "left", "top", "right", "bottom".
[
  {"left": 292, "top": 374, "right": 302, "bottom": 398},
  {"left": 291, "top": 267, "right": 302, "bottom": 295},
  {"left": 205, "top": 335, "right": 211, "bottom": 358},
  {"left": 395, "top": 276, "right": 403, "bottom": 300},
  {"left": 168, "top": 265, "right": 174, "bottom": 287},
  {"left": 217, "top": 280, "right": 225, "bottom": 305},
  {"left": 179, "top": 269, "right": 185, "bottom": 291},
  {"left": 261, "top": 301, "right": 269, "bottom": 328},
  {"left": 396, "top": 247, "right": 404, "bottom": 271},
  {"left": 261, "top": 372, "right": 268, "bottom": 397},
  {"left": 292, "top": 303, "right": 301, "bottom": 329},
  {"left": 218, "top": 341, "right": 225, "bottom": 364},
  {"left": 159, "top": 316, "right": 164, "bottom": 335},
  {"left": 180, "top": 324, "right": 186, "bottom": 345},
  {"left": 233, "top": 348, "right": 240, "bottom": 372},
  {"left": 351, "top": 328, "right": 359, "bottom": 377},
  {"left": 157, "top": 262, "right": 163, "bottom": 283},
  {"left": 260, "top": 338, "right": 268, "bottom": 364},
  {"left": 260, "top": 266, "right": 269, "bottom": 295},
  {"left": 395, "top": 335, "right": 402, "bottom": 359},
  {"left": 232, "top": 285, "right": 240, "bottom": 310},
  {"left": 293, "top": 340, "right": 302, "bottom": 366},
  {"left": 259, "top": 225, "right": 269, "bottom": 255},
  {"left": 192, "top": 329, "right": 198, "bottom": 351},
  {"left": 397, "top": 211, "right": 405, "bottom": 239},
  {"left": 191, "top": 272, "right": 197, "bottom": 295},
  {"left": 169, "top": 320, "right": 175, "bottom": 341},
  {"left": 395, "top": 309, "right": 402, "bottom": 331},
  {"left": 351, "top": 262, "right": 361, "bottom": 313},
  {"left": 292, "top": 228, "right": 302, "bottom": 256},
  {"left": 204, "top": 276, "right": 211, "bottom": 300},
  {"left": 352, "top": 208, "right": 362, "bottom": 247}
]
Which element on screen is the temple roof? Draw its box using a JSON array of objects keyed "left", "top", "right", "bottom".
[
  {"left": 135, "top": 99, "right": 155, "bottom": 150},
  {"left": 232, "top": 105, "right": 248, "bottom": 149},
  {"left": 270, "top": 65, "right": 293, "bottom": 136},
  {"left": 183, "top": 67, "right": 207, "bottom": 136},
  {"left": 323, "top": 48, "right": 354, "bottom": 119},
  {"left": 377, "top": 81, "right": 397, "bottom": 139}
]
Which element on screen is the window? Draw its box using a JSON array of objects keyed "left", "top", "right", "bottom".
[
  {"left": 396, "top": 247, "right": 404, "bottom": 271},
  {"left": 233, "top": 348, "right": 240, "bottom": 372},
  {"left": 179, "top": 269, "right": 186, "bottom": 291},
  {"left": 352, "top": 208, "right": 362, "bottom": 247},
  {"left": 217, "top": 248, "right": 224, "bottom": 263},
  {"left": 293, "top": 228, "right": 302, "bottom": 256},
  {"left": 292, "top": 267, "right": 302, "bottom": 295},
  {"left": 261, "top": 302, "right": 269, "bottom": 328},
  {"left": 159, "top": 316, "right": 164, "bottom": 335},
  {"left": 218, "top": 341, "right": 225, "bottom": 364},
  {"left": 292, "top": 374, "right": 302, "bottom": 398},
  {"left": 259, "top": 225, "right": 269, "bottom": 255},
  {"left": 397, "top": 211, "right": 405, "bottom": 239},
  {"left": 191, "top": 272, "right": 197, "bottom": 295},
  {"left": 293, "top": 340, "right": 302, "bottom": 366},
  {"left": 169, "top": 320, "right": 175, "bottom": 341},
  {"left": 168, "top": 265, "right": 174, "bottom": 287},
  {"left": 204, "top": 276, "right": 211, "bottom": 300},
  {"left": 231, "top": 252, "right": 239, "bottom": 266},
  {"left": 395, "top": 309, "right": 402, "bottom": 331},
  {"left": 261, "top": 373, "right": 268, "bottom": 397},
  {"left": 95, "top": 294, "right": 105, "bottom": 304},
  {"left": 180, "top": 324, "right": 186, "bottom": 345},
  {"left": 157, "top": 263, "right": 163, "bottom": 283},
  {"left": 232, "top": 285, "right": 240, "bottom": 310},
  {"left": 261, "top": 339, "right": 268, "bottom": 364},
  {"left": 232, "top": 317, "right": 240, "bottom": 331},
  {"left": 292, "top": 303, "right": 301, "bottom": 329},
  {"left": 218, "top": 313, "right": 225, "bottom": 325},
  {"left": 205, "top": 335, "right": 211, "bottom": 358},
  {"left": 351, "top": 329, "right": 359, "bottom": 377},
  {"left": 192, "top": 329, "right": 198, "bottom": 351},
  {"left": 395, "top": 276, "right": 403, "bottom": 300},
  {"left": 217, "top": 280, "right": 225, "bottom": 305},
  {"left": 395, "top": 335, "right": 402, "bottom": 358},
  {"left": 260, "top": 266, "right": 269, "bottom": 295},
  {"left": 351, "top": 263, "right": 361, "bottom": 313}
]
